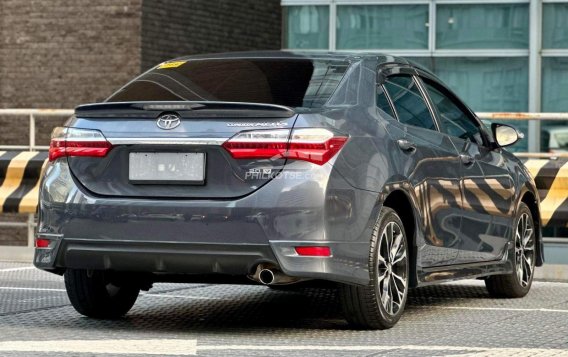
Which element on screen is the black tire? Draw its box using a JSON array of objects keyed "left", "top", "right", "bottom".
[
  {"left": 64, "top": 269, "right": 140, "bottom": 319},
  {"left": 340, "top": 207, "right": 409, "bottom": 329},
  {"left": 485, "top": 202, "right": 536, "bottom": 298}
]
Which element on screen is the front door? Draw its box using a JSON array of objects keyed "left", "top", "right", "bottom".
[{"left": 419, "top": 77, "right": 515, "bottom": 264}]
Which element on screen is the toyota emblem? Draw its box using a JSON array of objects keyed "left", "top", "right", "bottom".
[{"left": 156, "top": 114, "right": 181, "bottom": 130}]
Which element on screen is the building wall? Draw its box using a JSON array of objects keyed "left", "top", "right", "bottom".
[
  {"left": 0, "top": 0, "right": 143, "bottom": 147},
  {"left": 141, "top": 0, "right": 282, "bottom": 70},
  {"left": 0, "top": 0, "right": 142, "bottom": 109}
]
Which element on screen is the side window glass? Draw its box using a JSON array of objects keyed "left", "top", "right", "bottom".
[
  {"left": 384, "top": 75, "right": 436, "bottom": 131},
  {"left": 423, "top": 79, "right": 483, "bottom": 145},
  {"left": 376, "top": 85, "right": 396, "bottom": 118}
]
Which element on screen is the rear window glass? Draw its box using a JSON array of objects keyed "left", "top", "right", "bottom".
[{"left": 107, "top": 58, "right": 350, "bottom": 109}]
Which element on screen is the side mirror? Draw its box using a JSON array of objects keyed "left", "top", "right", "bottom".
[{"left": 491, "top": 123, "right": 524, "bottom": 147}]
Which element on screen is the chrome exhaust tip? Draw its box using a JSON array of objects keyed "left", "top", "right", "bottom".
[
  {"left": 248, "top": 264, "right": 303, "bottom": 285},
  {"left": 258, "top": 269, "right": 275, "bottom": 285}
]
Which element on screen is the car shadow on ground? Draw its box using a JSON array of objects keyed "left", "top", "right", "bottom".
[
  {"left": 26, "top": 283, "right": 495, "bottom": 334},
  {"left": 0, "top": 282, "right": 498, "bottom": 335}
]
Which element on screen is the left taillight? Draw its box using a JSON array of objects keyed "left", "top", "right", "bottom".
[
  {"left": 49, "top": 127, "right": 112, "bottom": 162},
  {"left": 222, "top": 128, "right": 348, "bottom": 165}
]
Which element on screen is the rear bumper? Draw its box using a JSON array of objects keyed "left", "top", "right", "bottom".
[
  {"left": 35, "top": 161, "right": 374, "bottom": 285},
  {"left": 34, "top": 238, "right": 368, "bottom": 285},
  {"left": 44, "top": 239, "right": 278, "bottom": 275}
]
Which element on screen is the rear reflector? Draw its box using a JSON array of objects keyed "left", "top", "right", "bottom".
[
  {"left": 295, "top": 246, "right": 332, "bottom": 257},
  {"left": 49, "top": 127, "right": 112, "bottom": 161},
  {"left": 223, "top": 128, "right": 347, "bottom": 165},
  {"left": 35, "top": 238, "right": 50, "bottom": 248}
]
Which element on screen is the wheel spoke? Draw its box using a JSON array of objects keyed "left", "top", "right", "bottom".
[
  {"left": 387, "top": 224, "right": 394, "bottom": 261},
  {"left": 523, "top": 229, "right": 533, "bottom": 247},
  {"left": 391, "top": 275, "right": 404, "bottom": 306},
  {"left": 388, "top": 278, "right": 394, "bottom": 314},
  {"left": 381, "top": 275, "right": 390, "bottom": 308},
  {"left": 523, "top": 254, "right": 533, "bottom": 281},
  {"left": 392, "top": 250, "right": 407, "bottom": 266},
  {"left": 391, "top": 232, "right": 403, "bottom": 262},
  {"left": 392, "top": 272, "right": 407, "bottom": 290},
  {"left": 377, "top": 271, "right": 386, "bottom": 284}
]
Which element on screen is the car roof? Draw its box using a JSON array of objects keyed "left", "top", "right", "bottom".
[
  {"left": 171, "top": 50, "right": 418, "bottom": 67},
  {"left": 162, "top": 51, "right": 436, "bottom": 83}
]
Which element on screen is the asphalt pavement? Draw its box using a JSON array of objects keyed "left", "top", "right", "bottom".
[{"left": 1, "top": 261, "right": 567, "bottom": 356}]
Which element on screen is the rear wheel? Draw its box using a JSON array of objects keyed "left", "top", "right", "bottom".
[
  {"left": 340, "top": 207, "right": 409, "bottom": 329},
  {"left": 64, "top": 269, "right": 140, "bottom": 319},
  {"left": 485, "top": 202, "right": 536, "bottom": 298}
]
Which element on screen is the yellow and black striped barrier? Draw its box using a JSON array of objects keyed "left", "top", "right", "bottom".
[
  {"left": 523, "top": 158, "right": 568, "bottom": 228},
  {"left": 0, "top": 151, "right": 48, "bottom": 213},
  {"left": 0, "top": 151, "right": 567, "bottom": 228}
]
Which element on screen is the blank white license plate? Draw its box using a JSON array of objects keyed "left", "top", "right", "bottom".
[{"left": 129, "top": 152, "right": 205, "bottom": 184}]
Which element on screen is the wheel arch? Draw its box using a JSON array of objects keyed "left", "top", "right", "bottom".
[{"left": 520, "top": 190, "right": 544, "bottom": 266}]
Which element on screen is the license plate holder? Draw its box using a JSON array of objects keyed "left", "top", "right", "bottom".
[{"left": 129, "top": 152, "right": 206, "bottom": 185}]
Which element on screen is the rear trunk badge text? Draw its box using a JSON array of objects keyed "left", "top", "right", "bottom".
[{"left": 227, "top": 122, "right": 287, "bottom": 127}]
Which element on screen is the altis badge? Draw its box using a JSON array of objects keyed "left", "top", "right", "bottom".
[{"left": 227, "top": 122, "right": 288, "bottom": 127}]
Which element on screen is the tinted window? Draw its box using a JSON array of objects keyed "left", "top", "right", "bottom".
[
  {"left": 108, "top": 59, "right": 349, "bottom": 109},
  {"left": 423, "top": 79, "right": 482, "bottom": 144},
  {"left": 376, "top": 85, "right": 396, "bottom": 118},
  {"left": 384, "top": 75, "right": 436, "bottom": 130}
]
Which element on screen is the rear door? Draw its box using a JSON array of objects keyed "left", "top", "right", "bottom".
[
  {"left": 381, "top": 72, "right": 463, "bottom": 267},
  {"left": 419, "top": 76, "right": 515, "bottom": 263}
]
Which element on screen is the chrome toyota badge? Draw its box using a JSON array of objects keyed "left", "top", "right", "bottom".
[{"left": 156, "top": 114, "right": 181, "bottom": 130}]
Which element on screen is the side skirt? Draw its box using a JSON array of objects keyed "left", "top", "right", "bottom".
[{"left": 416, "top": 254, "right": 514, "bottom": 287}]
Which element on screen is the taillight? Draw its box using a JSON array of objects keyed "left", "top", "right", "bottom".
[
  {"left": 221, "top": 129, "right": 289, "bottom": 160},
  {"left": 49, "top": 127, "right": 112, "bottom": 162},
  {"left": 222, "top": 128, "right": 348, "bottom": 165}
]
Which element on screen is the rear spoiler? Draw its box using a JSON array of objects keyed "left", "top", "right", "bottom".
[{"left": 75, "top": 101, "right": 296, "bottom": 119}]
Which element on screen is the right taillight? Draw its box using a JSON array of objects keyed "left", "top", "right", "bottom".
[
  {"left": 49, "top": 127, "right": 112, "bottom": 162},
  {"left": 222, "top": 128, "right": 348, "bottom": 165}
]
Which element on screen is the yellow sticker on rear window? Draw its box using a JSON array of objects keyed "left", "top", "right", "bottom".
[{"left": 157, "top": 60, "right": 186, "bottom": 69}]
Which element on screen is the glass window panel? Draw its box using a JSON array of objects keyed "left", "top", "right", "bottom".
[
  {"left": 542, "top": 58, "right": 568, "bottom": 112},
  {"left": 376, "top": 85, "right": 396, "bottom": 119},
  {"left": 541, "top": 57, "right": 568, "bottom": 152},
  {"left": 436, "top": 4, "right": 529, "bottom": 49},
  {"left": 384, "top": 75, "right": 436, "bottom": 131},
  {"left": 336, "top": 5, "right": 428, "bottom": 50},
  {"left": 283, "top": 6, "right": 329, "bottom": 49},
  {"left": 423, "top": 79, "right": 483, "bottom": 145},
  {"left": 543, "top": 3, "right": 568, "bottom": 49}
]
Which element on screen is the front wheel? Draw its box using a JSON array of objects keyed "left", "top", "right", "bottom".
[
  {"left": 485, "top": 202, "right": 536, "bottom": 298},
  {"left": 340, "top": 207, "right": 409, "bottom": 329},
  {"left": 64, "top": 269, "right": 140, "bottom": 319}
]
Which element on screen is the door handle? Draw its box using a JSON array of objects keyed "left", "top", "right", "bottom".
[
  {"left": 460, "top": 154, "right": 475, "bottom": 166},
  {"left": 397, "top": 139, "right": 416, "bottom": 153}
]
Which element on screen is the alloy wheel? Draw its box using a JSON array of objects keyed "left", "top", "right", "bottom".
[
  {"left": 376, "top": 221, "right": 408, "bottom": 316},
  {"left": 515, "top": 212, "right": 535, "bottom": 288}
]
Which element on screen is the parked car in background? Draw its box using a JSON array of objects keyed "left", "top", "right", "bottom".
[
  {"left": 542, "top": 126, "right": 568, "bottom": 153},
  {"left": 35, "top": 52, "right": 543, "bottom": 329}
]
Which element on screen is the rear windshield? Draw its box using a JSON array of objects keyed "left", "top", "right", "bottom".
[{"left": 107, "top": 58, "right": 350, "bottom": 109}]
